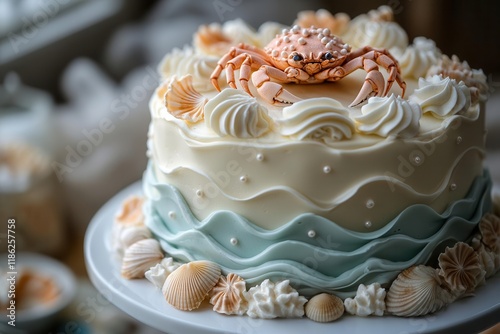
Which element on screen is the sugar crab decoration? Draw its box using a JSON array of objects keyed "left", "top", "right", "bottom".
[{"left": 211, "top": 25, "right": 406, "bottom": 107}]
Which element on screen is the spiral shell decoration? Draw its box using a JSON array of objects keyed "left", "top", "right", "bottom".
[
  {"left": 305, "top": 293, "right": 344, "bottom": 323},
  {"left": 386, "top": 265, "right": 455, "bottom": 317},
  {"left": 121, "top": 239, "right": 164, "bottom": 279},
  {"left": 162, "top": 260, "right": 221, "bottom": 311},
  {"left": 209, "top": 273, "right": 248, "bottom": 315},
  {"left": 165, "top": 75, "right": 208, "bottom": 123},
  {"left": 479, "top": 213, "right": 500, "bottom": 252},
  {"left": 438, "top": 242, "right": 485, "bottom": 294}
]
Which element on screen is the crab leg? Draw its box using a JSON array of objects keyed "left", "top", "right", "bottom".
[
  {"left": 210, "top": 44, "right": 271, "bottom": 93},
  {"left": 252, "top": 65, "right": 302, "bottom": 106}
]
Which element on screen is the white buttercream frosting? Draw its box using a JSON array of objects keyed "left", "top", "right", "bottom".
[
  {"left": 279, "top": 98, "right": 355, "bottom": 142},
  {"left": 391, "top": 37, "right": 442, "bottom": 79},
  {"left": 355, "top": 94, "right": 421, "bottom": 138},
  {"left": 158, "top": 46, "right": 218, "bottom": 92},
  {"left": 257, "top": 21, "right": 288, "bottom": 46},
  {"left": 222, "top": 19, "right": 261, "bottom": 47},
  {"left": 410, "top": 75, "right": 471, "bottom": 118},
  {"left": 204, "top": 89, "right": 272, "bottom": 138},
  {"left": 344, "top": 7, "right": 408, "bottom": 50},
  {"left": 344, "top": 283, "right": 386, "bottom": 316},
  {"left": 427, "top": 55, "right": 489, "bottom": 103},
  {"left": 145, "top": 263, "right": 167, "bottom": 289},
  {"left": 145, "top": 257, "right": 181, "bottom": 290},
  {"left": 244, "top": 279, "right": 307, "bottom": 318}
]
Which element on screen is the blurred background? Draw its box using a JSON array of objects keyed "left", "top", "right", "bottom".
[{"left": 0, "top": 0, "right": 499, "bottom": 333}]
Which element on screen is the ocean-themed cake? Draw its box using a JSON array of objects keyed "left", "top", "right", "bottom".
[{"left": 111, "top": 6, "right": 499, "bottom": 321}]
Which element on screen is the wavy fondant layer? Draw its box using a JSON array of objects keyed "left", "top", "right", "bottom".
[{"left": 143, "top": 163, "right": 492, "bottom": 297}]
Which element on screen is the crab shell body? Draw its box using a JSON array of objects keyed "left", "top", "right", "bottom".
[
  {"left": 210, "top": 24, "right": 405, "bottom": 106},
  {"left": 263, "top": 26, "right": 350, "bottom": 82}
]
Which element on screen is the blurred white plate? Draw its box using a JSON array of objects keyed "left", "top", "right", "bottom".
[
  {"left": 0, "top": 252, "right": 77, "bottom": 333},
  {"left": 85, "top": 181, "right": 500, "bottom": 334}
]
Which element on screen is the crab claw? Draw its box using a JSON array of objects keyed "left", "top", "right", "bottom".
[
  {"left": 349, "top": 70, "right": 385, "bottom": 107},
  {"left": 256, "top": 81, "right": 302, "bottom": 106}
]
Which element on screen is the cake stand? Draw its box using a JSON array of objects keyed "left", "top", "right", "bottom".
[{"left": 85, "top": 181, "right": 500, "bottom": 334}]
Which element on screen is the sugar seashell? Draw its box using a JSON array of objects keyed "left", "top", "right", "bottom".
[
  {"left": 209, "top": 273, "right": 247, "bottom": 315},
  {"left": 476, "top": 243, "right": 499, "bottom": 278},
  {"left": 121, "top": 239, "right": 164, "bottom": 279},
  {"left": 386, "top": 265, "right": 455, "bottom": 317},
  {"left": 438, "top": 242, "right": 485, "bottom": 294},
  {"left": 479, "top": 213, "right": 500, "bottom": 252},
  {"left": 120, "top": 225, "right": 152, "bottom": 251},
  {"left": 165, "top": 75, "right": 208, "bottom": 123},
  {"left": 344, "top": 283, "right": 386, "bottom": 316},
  {"left": 305, "top": 293, "right": 344, "bottom": 323},
  {"left": 162, "top": 260, "right": 221, "bottom": 311},
  {"left": 114, "top": 196, "right": 145, "bottom": 227},
  {"left": 194, "top": 23, "right": 231, "bottom": 56}
]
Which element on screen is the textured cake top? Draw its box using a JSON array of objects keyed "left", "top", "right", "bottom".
[{"left": 153, "top": 6, "right": 488, "bottom": 148}]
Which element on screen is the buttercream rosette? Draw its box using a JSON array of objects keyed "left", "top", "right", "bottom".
[
  {"left": 354, "top": 94, "right": 421, "bottom": 138},
  {"left": 410, "top": 75, "right": 471, "bottom": 118},
  {"left": 204, "top": 88, "right": 272, "bottom": 138},
  {"left": 390, "top": 37, "right": 442, "bottom": 79}
]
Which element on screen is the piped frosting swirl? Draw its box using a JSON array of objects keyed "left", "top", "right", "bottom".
[
  {"left": 410, "top": 75, "right": 471, "bottom": 118},
  {"left": 355, "top": 94, "right": 421, "bottom": 138},
  {"left": 279, "top": 98, "right": 355, "bottom": 142},
  {"left": 344, "top": 6, "right": 408, "bottom": 49},
  {"left": 204, "top": 89, "right": 272, "bottom": 138},
  {"left": 391, "top": 37, "right": 442, "bottom": 79},
  {"left": 158, "top": 46, "right": 218, "bottom": 92}
]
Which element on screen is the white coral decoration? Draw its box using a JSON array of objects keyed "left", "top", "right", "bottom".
[
  {"left": 244, "top": 279, "right": 307, "bottom": 319},
  {"left": 344, "top": 283, "right": 386, "bottom": 316},
  {"left": 145, "top": 257, "right": 181, "bottom": 289}
]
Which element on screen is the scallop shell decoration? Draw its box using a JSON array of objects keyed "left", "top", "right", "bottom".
[
  {"left": 305, "top": 293, "right": 344, "bottom": 323},
  {"left": 204, "top": 88, "right": 271, "bottom": 138},
  {"left": 162, "top": 260, "right": 221, "bottom": 311},
  {"left": 279, "top": 98, "right": 355, "bottom": 142},
  {"left": 120, "top": 226, "right": 151, "bottom": 250},
  {"left": 438, "top": 242, "right": 485, "bottom": 294},
  {"left": 209, "top": 273, "right": 248, "bottom": 315},
  {"left": 194, "top": 23, "right": 231, "bottom": 56},
  {"left": 386, "top": 265, "right": 455, "bottom": 317},
  {"left": 479, "top": 213, "right": 500, "bottom": 252},
  {"left": 294, "top": 9, "right": 350, "bottom": 36},
  {"left": 165, "top": 75, "right": 208, "bottom": 123},
  {"left": 114, "top": 196, "right": 145, "bottom": 227},
  {"left": 121, "top": 239, "right": 164, "bottom": 279}
]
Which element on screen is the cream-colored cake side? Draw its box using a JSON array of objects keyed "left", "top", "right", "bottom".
[{"left": 149, "top": 68, "right": 486, "bottom": 231}]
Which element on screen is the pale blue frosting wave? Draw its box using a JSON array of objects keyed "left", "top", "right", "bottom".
[{"left": 143, "top": 163, "right": 492, "bottom": 297}]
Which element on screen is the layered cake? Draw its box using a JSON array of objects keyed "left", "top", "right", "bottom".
[{"left": 112, "top": 7, "right": 500, "bottom": 320}]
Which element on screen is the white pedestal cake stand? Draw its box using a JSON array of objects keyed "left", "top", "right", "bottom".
[{"left": 85, "top": 181, "right": 500, "bottom": 334}]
